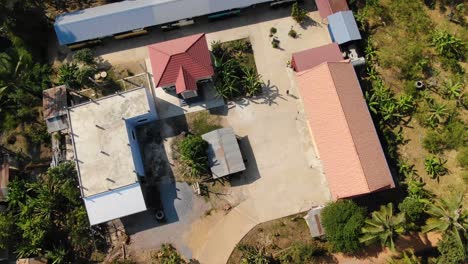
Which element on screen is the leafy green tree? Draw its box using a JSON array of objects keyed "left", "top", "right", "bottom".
[
  {"left": 398, "top": 197, "right": 426, "bottom": 226},
  {"left": 0, "top": 212, "right": 14, "bottom": 250},
  {"left": 291, "top": 2, "right": 308, "bottom": 24},
  {"left": 360, "top": 203, "right": 406, "bottom": 251},
  {"left": 321, "top": 200, "right": 366, "bottom": 253},
  {"left": 72, "top": 48, "right": 95, "bottom": 65},
  {"left": 422, "top": 192, "right": 467, "bottom": 245},
  {"left": 424, "top": 156, "right": 447, "bottom": 180}
]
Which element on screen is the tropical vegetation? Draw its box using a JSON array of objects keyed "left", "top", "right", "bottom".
[
  {"left": 177, "top": 135, "right": 209, "bottom": 178},
  {"left": 320, "top": 200, "right": 366, "bottom": 253},
  {"left": 290, "top": 2, "right": 308, "bottom": 24}
]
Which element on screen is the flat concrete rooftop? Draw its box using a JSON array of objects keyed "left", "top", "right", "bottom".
[{"left": 69, "top": 88, "right": 153, "bottom": 197}]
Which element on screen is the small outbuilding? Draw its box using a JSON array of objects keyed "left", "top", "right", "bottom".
[
  {"left": 43, "top": 85, "right": 69, "bottom": 133},
  {"left": 202, "top": 128, "right": 246, "bottom": 179},
  {"left": 315, "top": 0, "right": 349, "bottom": 19},
  {"left": 291, "top": 43, "right": 343, "bottom": 72},
  {"left": 327, "top": 10, "right": 361, "bottom": 45},
  {"left": 304, "top": 206, "right": 325, "bottom": 237},
  {"left": 148, "top": 33, "right": 214, "bottom": 100}
]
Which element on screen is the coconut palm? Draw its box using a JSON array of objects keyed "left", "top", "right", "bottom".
[
  {"left": 422, "top": 192, "right": 467, "bottom": 244},
  {"left": 360, "top": 203, "right": 406, "bottom": 251},
  {"left": 424, "top": 156, "right": 447, "bottom": 180}
]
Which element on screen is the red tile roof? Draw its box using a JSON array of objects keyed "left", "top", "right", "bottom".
[
  {"left": 296, "top": 61, "right": 394, "bottom": 199},
  {"left": 175, "top": 66, "right": 197, "bottom": 94},
  {"left": 291, "top": 43, "right": 343, "bottom": 72},
  {"left": 148, "top": 33, "right": 214, "bottom": 94},
  {"left": 315, "top": 0, "right": 349, "bottom": 19}
]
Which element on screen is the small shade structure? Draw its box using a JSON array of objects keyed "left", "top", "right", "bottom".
[
  {"left": 304, "top": 206, "right": 325, "bottom": 237},
  {"left": 202, "top": 128, "right": 246, "bottom": 179},
  {"left": 315, "top": 0, "right": 349, "bottom": 19},
  {"left": 291, "top": 43, "right": 343, "bottom": 72},
  {"left": 43, "top": 85, "right": 69, "bottom": 133},
  {"left": 327, "top": 11, "right": 361, "bottom": 45},
  {"left": 296, "top": 61, "right": 394, "bottom": 199}
]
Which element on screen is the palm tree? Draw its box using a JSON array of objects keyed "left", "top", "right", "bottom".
[
  {"left": 422, "top": 192, "right": 467, "bottom": 245},
  {"left": 360, "top": 203, "right": 406, "bottom": 251}
]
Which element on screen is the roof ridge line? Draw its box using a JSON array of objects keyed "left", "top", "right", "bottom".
[
  {"left": 184, "top": 33, "right": 205, "bottom": 52},
  {"left": 326, "top": 61, "right": 371, "bottom": 193}
]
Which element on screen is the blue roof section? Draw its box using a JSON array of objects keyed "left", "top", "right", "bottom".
[
  {"left": 327, "top": 10, "right": 361, "bottom": 45},
  {"left": 54, "top": 0, "right": 273, "bottom": 45}
]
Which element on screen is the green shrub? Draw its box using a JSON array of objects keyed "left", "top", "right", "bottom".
[
  {"left": 271, "top": 39, "right": 279, "bottom": 49},
  {"left": 423, "top": 129, "right": 446, "bottom": 153},
  {"left": 72, "top": 48, "right": 95, "bottom": 65},
  {"left": 444, "top": 121, "right": 466, "bottom": 150},
  {"left": 321, "top": 200, "right": 366, "bottom": 253},
  {"left": 269, "top": 27, "right": 277, "bottom": 35},
  {"left": 278, "top": 241, "right": 326, "bottom": 263},
  {"left": 58, "top": 63, "right": 80, "bottom": 89},
  {"left": 456, "top": 147, "right": 468, "bottom": 168},
  {"left": 424, "top": 156, "right": 447, "bottom": 180},
  {"left": 288, "top": 28, "right": 297, "bottom": 38},
  {"left": 291, "top": 2, "right": 308, "bottom": 24},
  {"left": 152, "top": 244, "right": 186, "bottom": 264},
  {"left": 431, "top": 29, "right": 466, "bottom": 60},
  {"left": 436, "top": 232, "right": 467, "bottom": 264},
  {"left": 178, "top": 135, "right": 208, "bottom": 178},
  {"left": 398, "top": 197, "right": 426, "bottom": 225},
  {"left": 237, "top": 245, "right": 272, "bottom": 264},
  {"left": 0, "top": 212, "right": 13, "bottom": 250}
]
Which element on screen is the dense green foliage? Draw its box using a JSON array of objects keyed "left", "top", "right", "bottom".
[
  {"left": 424, "top": 156, "right": 448, "bottom": 180},
  {"left": 4, "top": 162, "right": 97, "bottom": 262},
  {"left": 211, "top": 39, "right": 263, "bottom": 100},
  {"left": 72, "top": 48, "right": 96, "bottom": 65},
  {"left": 436, "top": 231, "right": 467, "bottom": 264},
  {"left": 321, "top": 200, "right": 366, "bottom": 253},
  {"left": 360, "top": 203, "right": 406, "bottom": 250},
  {"left": 178, "top": 135, "right": 208, "bottom": 178},
  {"left": 278, "top": 241, "right": 326, "bottom": 263},
  {"left": 152, "top": 244, "right": 186, "bottom": 264},
  {"left": 237, "top": 245, "right": 272, "bottom": 264}
]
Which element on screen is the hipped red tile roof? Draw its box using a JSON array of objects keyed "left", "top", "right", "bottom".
[
  {"left": 175, "top": 66, "right": 197, "bottom": 94},
  {"left": 148, "top": 33, "right": 214, "bottom": 94},
  {"left": 296, "top": 61, "right": 394, "bottom": 199},
  {"left": 292, "top": 43, "right": 343, "bottom": 72},
  {"left": 315, "top": 0, "right": 349, "bottom": 19}
]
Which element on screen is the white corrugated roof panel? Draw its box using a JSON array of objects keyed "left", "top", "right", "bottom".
[
  {"left": 327, "top": 10, "right": 361, "bottom": 45},
  {"left": 84, "top": 183, "right": 147, "bottom": 225}
]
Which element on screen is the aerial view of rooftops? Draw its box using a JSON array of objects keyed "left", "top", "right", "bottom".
[{"left": 0, "top": 0, "right": 466, "bottom": 263}]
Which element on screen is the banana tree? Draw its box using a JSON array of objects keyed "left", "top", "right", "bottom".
[
  {"left": 442, "top": 79, "right": 463, "bottom": 100},
  {"left": 242, "top": 66, "right": 263, "bottom": 97},
  {"left": 360, "top": 203, "right": 406, "bottom": 251},
  {"left": 427, "top": 102, "right": 449, "bottom": 127},
  {"left": 424, "top": 156, "right": 447, "bottom": 180}
]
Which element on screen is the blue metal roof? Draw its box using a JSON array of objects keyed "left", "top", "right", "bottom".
[
  {"left": 327, "top": 10, "right": 361, "bottom": 45},
  {"left": 54, "top": 0, "right": 273, "bottom": 45}
]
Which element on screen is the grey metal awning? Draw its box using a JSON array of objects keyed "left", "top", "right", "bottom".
[
  {"left": 202, "top": 128, "right": 246, "bottom": 179},
  {"left": 327, "top": 10, "right": 362, "bottom": 45}
]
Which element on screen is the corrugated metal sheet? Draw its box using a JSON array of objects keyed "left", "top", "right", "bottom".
[
  {"left": 202, "top": 128, "right": 245, "bottom": 178},
  {"left": 292, "top": 43, "right": 343, "bottom": 72},
  {"left": 148, "top": 33, "right": 213, "bottom": 93},
  {"left": 315, "top": 0, "right": 349, "bottom": 19},
  {"left": 83, "top": 183, "right": 147, "bottom": 225},
  {"left": 43, "top": 85, "right": 68, "bottom": 120},
  {"left": 327, "top": 10, "right": 361, "bottom": 45},
  {"left": 54, "top": 0, "right": 275, "bottom": 45},
  {"left": 295, "top": 61, "right": 394, "bottom": 199},
  {"left": 304, "top": 206, "right": 325, "bottom": 237}
]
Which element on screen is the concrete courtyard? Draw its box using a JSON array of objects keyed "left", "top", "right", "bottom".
[{"left": 85, "top": 2, "right": 333, "bottom": 263}]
